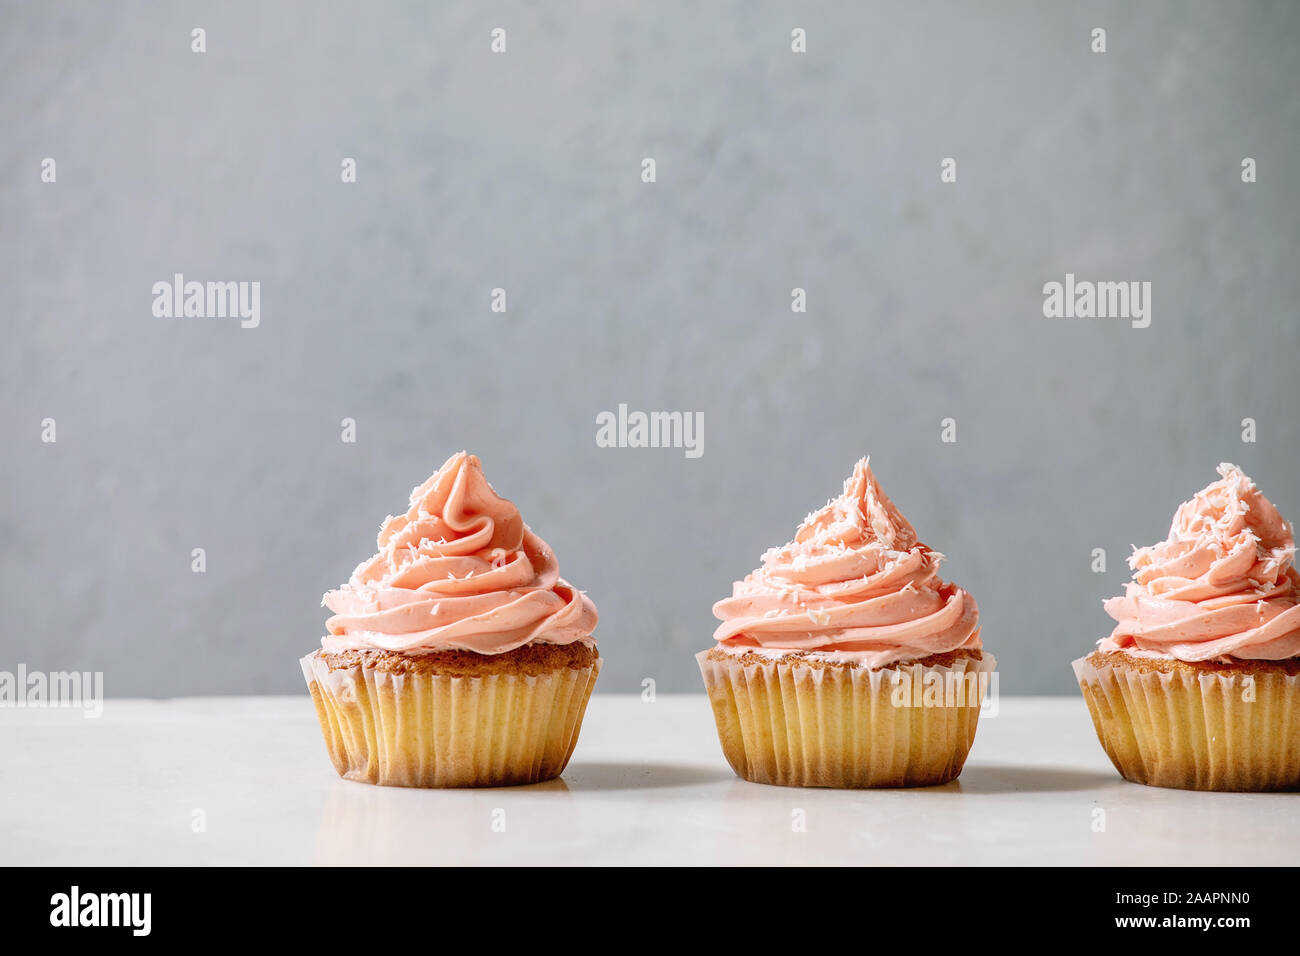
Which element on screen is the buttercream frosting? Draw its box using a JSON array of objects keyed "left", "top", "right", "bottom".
[
  {"left": 1101, "top": 463, "right": 1300, "bottom": 662},
  {"left": 320, "top": 452, "right": 597, "bottom": 655},
  {"left": 712, "top": 458, "right": 981, "bottom": 667}
]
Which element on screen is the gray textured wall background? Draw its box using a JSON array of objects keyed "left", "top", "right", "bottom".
[{"left": 3, "top": 1, "right": 1298, "bottom": 696}]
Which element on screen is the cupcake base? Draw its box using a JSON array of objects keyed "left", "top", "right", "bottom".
[
  {"left": 302, "top": 643, "right": 600, "bottom": 788},
  {"left": 1073, "top": 649, "right": 1300, "bottom": 792},
  {"left": 698, "top": 646, "right": 995, "bottom": 788}
]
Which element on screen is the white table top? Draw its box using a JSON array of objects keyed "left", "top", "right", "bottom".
[{"left": 1, "top": 695, "right": 1295, "bottom": 866}]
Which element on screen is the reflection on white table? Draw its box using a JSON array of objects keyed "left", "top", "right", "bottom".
[{"left": 1, "top": 695, "right": 1295, "bottom": 865}]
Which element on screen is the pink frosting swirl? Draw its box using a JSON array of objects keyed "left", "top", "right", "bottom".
[
  {"left": 1101, "top": 463, "right": 1300, "bottom": 662},
  {"left": 712, "top": 458, "right": 981, "bottom": 667},
  {"left": 320, "top": 452, "right": 597, "bottom": 655}
]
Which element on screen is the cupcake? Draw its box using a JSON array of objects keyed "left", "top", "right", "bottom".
[
  {"left": 1074, "top": 463, "right": 1300, "bottom": 791},
  {"left": 301, "top": 452, "right": 600, "bottom": 788},
  {"left": 698, "top": 458, "right": 994, "bottom": 788}
]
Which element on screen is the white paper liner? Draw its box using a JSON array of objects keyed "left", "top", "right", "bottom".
[
  {"left": 1073, "top": 653, "right": 1300, "bottom": 791},
  {"left": 301, "top": 651, "right": 600, "bottom": 788},
  {"left": 697, "top": 649, "right": 996, "bottom": 788}
]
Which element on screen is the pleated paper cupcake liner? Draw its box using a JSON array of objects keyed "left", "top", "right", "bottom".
[
  {"left": 1073, "top": 654, "right": 1300, "bottom": 791},
  {"left": 301, "top": 651, "right": 600, "bottom": 788},
  {"left": 697, "top": 650, "right": 996, "bottom": 788}
]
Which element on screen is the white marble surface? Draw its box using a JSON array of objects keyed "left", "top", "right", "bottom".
[{"left": 1, "top": 695, "right": 1295, "bottom": 866}]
